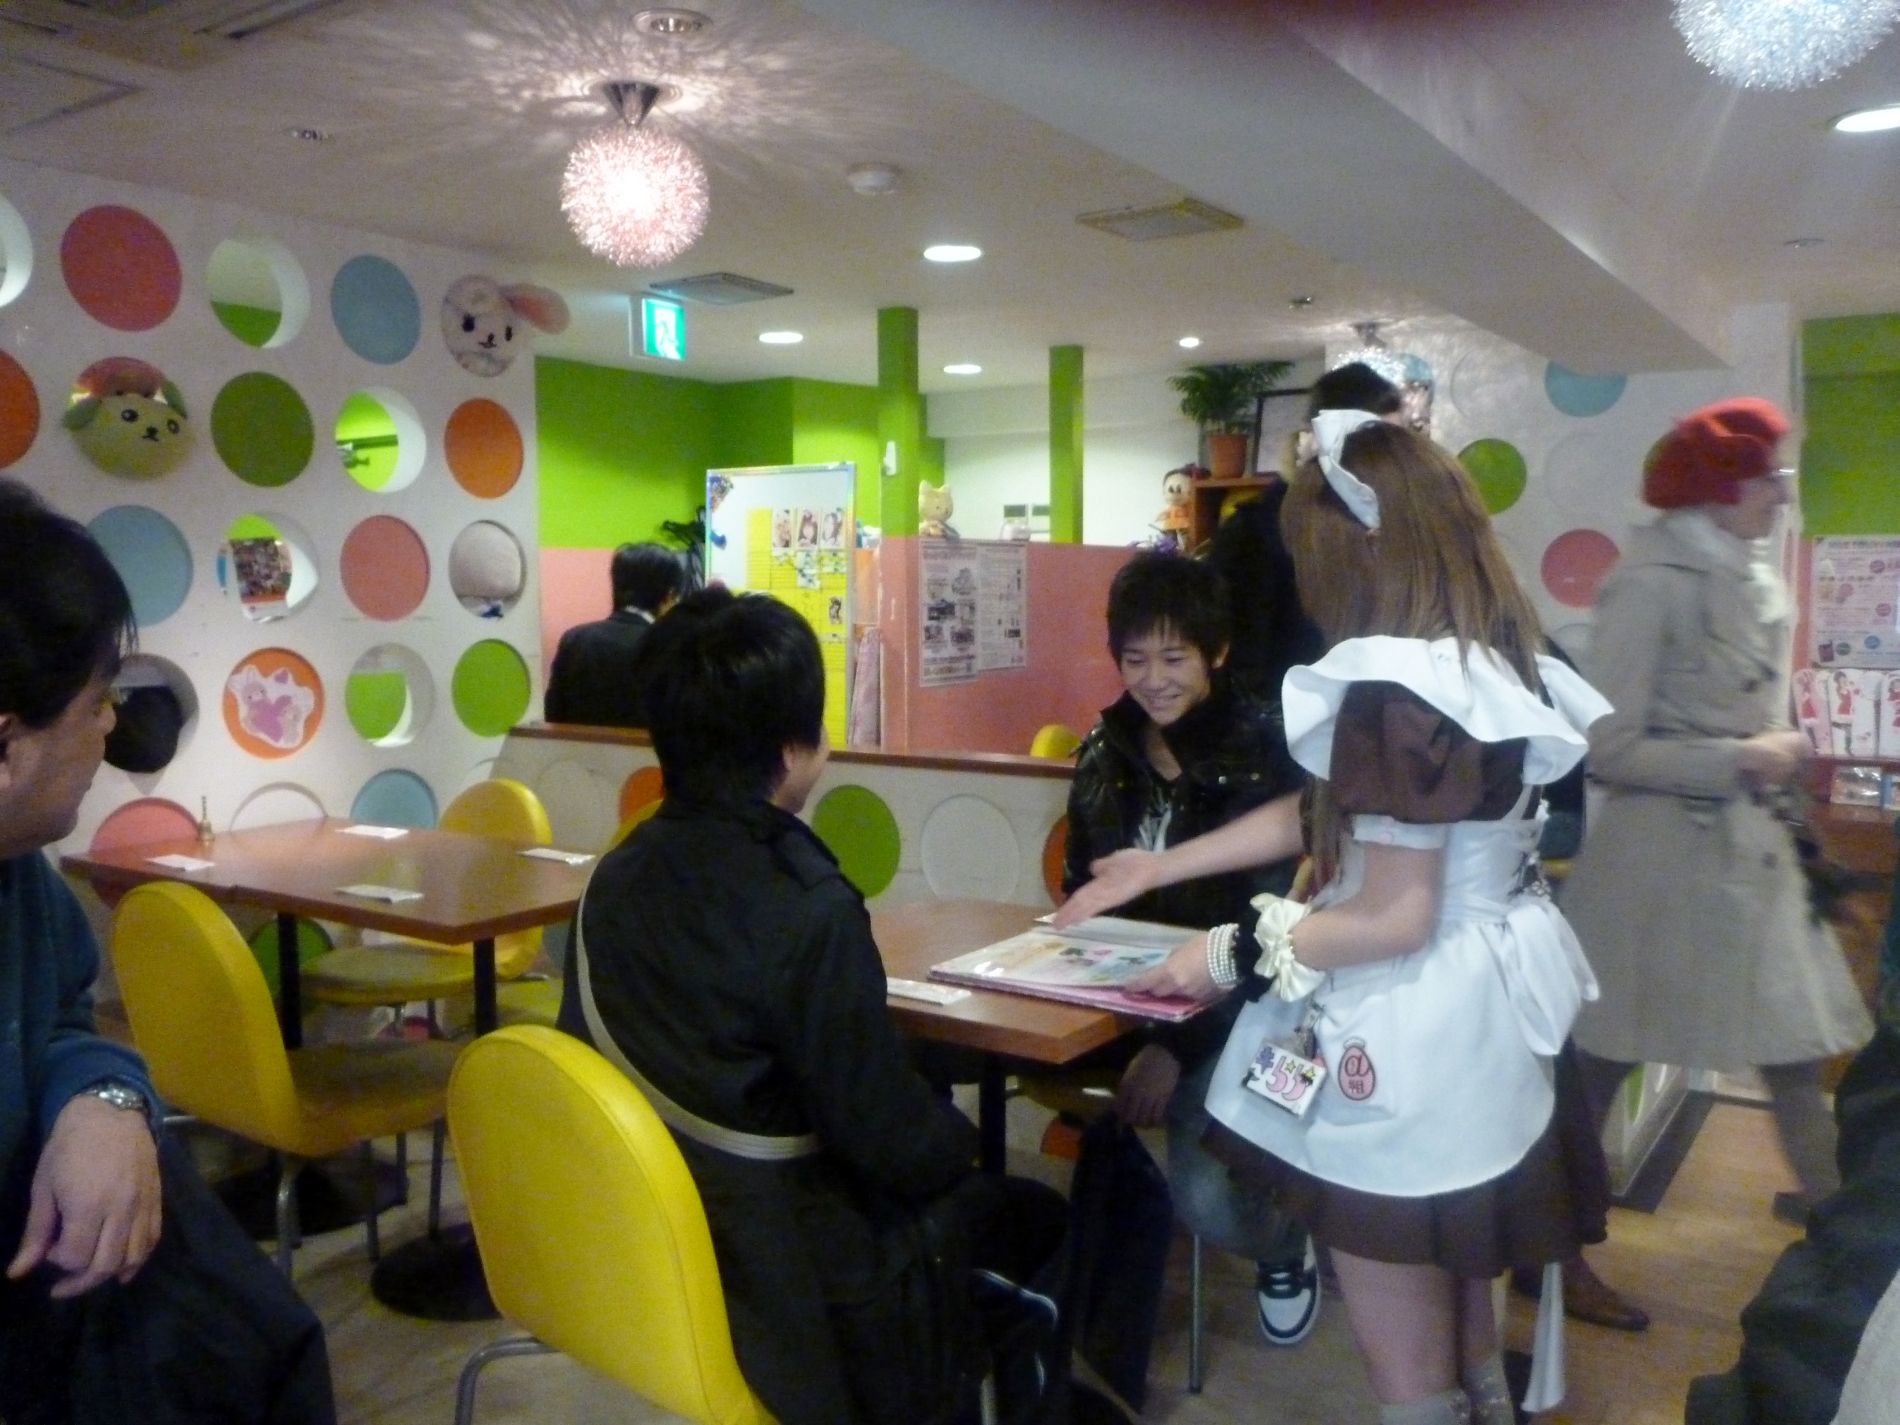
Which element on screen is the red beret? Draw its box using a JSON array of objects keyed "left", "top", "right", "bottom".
[{"left": 1642, "top": 397, "right": 1789, "bottom": 509}]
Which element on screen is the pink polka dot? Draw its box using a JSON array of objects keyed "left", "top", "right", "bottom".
[
  {"left": 340, "top": 515, "right": 429, "bottom": 620},
  {"left": 1541, "top": 529, "right": 1620, "bottom": 608},
  {"left": 61, "top": 206, "right": 181, "bottom": 332}
]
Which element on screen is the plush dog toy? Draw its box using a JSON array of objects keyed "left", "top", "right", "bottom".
[
  {"left": 63, "top": 356, "right": 192, "bottom": 478},
  {"left": 441, "top": 276, "right": 570, "bottom": 377}
]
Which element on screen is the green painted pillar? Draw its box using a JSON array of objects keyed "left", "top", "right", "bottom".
[
  {"left": 877, "top": 307, "right": 922, "bottom": 536},
  {"left": 1049, "top": 344, "right": 1084, "bottom": 543}
]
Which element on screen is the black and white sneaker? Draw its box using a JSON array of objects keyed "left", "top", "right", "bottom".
[{"left": 1255, "top": 1239, "right": 1321, "bottom": 1346}]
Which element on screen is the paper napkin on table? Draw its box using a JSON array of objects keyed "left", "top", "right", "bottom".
[
  {"left": 337, "top": 884, "right": 423, "bottom": 903},
  {"left": 518, "top": 847, "right": 595, "bottom": 865},
  {"left": 341, "top": 824, "right": 409, "bottom": 839},
  {"left": 148, "top": 853, "right": 214, "bottom": 872}
]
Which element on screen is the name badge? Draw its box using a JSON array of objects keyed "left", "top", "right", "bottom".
[{"left": 1242, "top": 1039, "right": 1327, "bottom": 1117}]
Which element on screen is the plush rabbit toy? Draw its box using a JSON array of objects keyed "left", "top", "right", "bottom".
[{"left": 441, "top": 276, "right": 570, "bottom": 377}]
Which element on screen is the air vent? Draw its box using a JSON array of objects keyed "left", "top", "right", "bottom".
[
  {"left": 0, "top": 56, "right": 138, "bottom": 134},
  {"left": 1076, "top": 197, "right": 1243, "bottom": 242},
  {"left": 2, "top": 0, "right": 355, "bottom": 69},
  {"left": 647, "top": 272, "right": 793, "bottom": 306}
]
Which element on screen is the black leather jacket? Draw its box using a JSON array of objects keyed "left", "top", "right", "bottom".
[{"left": 1063, "top": 678, "right": 1302, "bottom": 930}]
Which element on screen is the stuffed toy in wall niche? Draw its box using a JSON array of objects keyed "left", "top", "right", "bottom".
[
  {"left": 63, "top": 357, "right": 192, "bottom": 478},
  {"left": 441, "top": 276, "right": 570, "bottom": 377},
  {"left": 918, "top": 480, "right": 959, "bottom": 539}
]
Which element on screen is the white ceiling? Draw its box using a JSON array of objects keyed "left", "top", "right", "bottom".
[{"left": 2, "top": 0, "right": 1896, "bottom": 391}]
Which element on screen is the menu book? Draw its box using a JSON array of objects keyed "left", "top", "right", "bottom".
[{"left": 927, "top": 916, "right": 1205, "bottom": 1022}]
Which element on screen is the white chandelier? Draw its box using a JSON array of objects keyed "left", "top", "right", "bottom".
[
  {"left": 561, "top": 81, "right": 710, "bottom": 269},
  {"left": 1329, "top": 321, "right": 1407, "bottom": 387},
  {"left": 1673, "top": 0, "right": 1900, "bottom": 90}
]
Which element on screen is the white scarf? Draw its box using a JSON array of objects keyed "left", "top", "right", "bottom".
[{"left": 1660, "top": 509, "right": 1789, "bottom": 625}]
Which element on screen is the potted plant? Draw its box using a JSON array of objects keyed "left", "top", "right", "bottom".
[{"left": 1167, "top": 360, "right": 1293, "bottom": 478}]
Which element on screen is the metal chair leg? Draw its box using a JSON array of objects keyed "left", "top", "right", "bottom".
[
  {"left": 453, "top": 1336, "right": 554, "bottom": 1425},
  {"left": 428, "top": 1119, "right": 447, "bottom": 1237},
  {"left": 360, "top": 1140, "right": 381, "bottom": 1262},
  {"left": 274, "top": 1155, "right": 308, "bottom": 1275},
  {"left": 1188, "top": 1233, "right": 1205, "bottom": 1394},
  {"left": 394, "top": 1127, "right": 408, "bottom": 1177}
]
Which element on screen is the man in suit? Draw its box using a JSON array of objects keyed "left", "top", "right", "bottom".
[{"left": 544, "top": 542, "right": 688, "bottom": 728}]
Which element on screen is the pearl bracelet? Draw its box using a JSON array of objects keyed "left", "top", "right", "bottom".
[{"left": 1204, "top": 922, "right": 1241, "bottom": 990}]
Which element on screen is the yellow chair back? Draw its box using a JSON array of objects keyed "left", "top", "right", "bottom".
[
  {"left": 425, "top": 778, "right": 552, "bottom": 974},
  {"left": 606, "top": 797, "right": 662, "bottom": 852},
  {"left": 1029, "top": 723, "right": 1082, "bottom": 760},
  {"left": 449, "top": 1026, "right": 773, "bottom": 1425},
  {"left": 110, "top": 881, "right": 302, "bottom": 1148}
]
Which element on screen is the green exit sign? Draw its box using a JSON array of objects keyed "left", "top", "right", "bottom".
[{"left": 640, "top": 296, "right": 685, "bottom": 362}]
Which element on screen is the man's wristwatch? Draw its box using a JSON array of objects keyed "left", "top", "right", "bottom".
[{"left": 79, "top": 1079, "right": 150, "bottom": 1115}]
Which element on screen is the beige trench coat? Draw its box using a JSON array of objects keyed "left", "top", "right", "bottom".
[{"left": 1565, "top": 521, "right": 1871, "bottom": 1072}]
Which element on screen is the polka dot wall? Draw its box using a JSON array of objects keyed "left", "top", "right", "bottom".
[
  {"left": 1366, "top": 307, "right": 1794, "bottom": 664},
  {"left": 0, "top": 155, "right": 545, "bottom": 855}
]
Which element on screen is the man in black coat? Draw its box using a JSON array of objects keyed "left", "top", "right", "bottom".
[{"left": 543, "top": 541, "right": 687, "bottom": 727}]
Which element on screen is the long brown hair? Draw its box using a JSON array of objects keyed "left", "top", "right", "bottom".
[{"left": 1280, "top": 421, "right": 1547, "bottom": 864}]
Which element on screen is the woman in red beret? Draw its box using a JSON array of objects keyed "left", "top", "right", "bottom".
[{"left": 1562, "top": 397, "right": 1871, "bottom": 1222}]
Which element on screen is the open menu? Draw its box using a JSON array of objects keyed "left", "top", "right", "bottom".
[{"left": 927, "top": 916, "right": 1205, "bottom": 1022}]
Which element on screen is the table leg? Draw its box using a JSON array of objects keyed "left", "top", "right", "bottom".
[
  {"left": 371, "top": 934, "right": 502, "bottom": 1322},
  {"left": 473, "top": 935, "right": 497, "bottom": 1035},
  {"left": 276, "top": 911, "right": 302, "bottom": 1049},
  {"left": 978, "top": 1059, "right": 1007, "bottom": 1173}
]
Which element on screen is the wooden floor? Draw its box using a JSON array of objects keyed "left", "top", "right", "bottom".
[{"left": 289, "top": 1094, "right": 1801, "bottom": 1425}]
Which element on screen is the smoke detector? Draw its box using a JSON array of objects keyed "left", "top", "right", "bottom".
[{"left": 846, "top": 162, "right": 902, "bottom": 197}]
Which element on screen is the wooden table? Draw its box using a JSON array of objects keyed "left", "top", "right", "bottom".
[
  {"left": 64, "top": 817, "right": 592, "bottom": 1044},
  {"left": 873, "top": 898, "right": 1151, "bottom": 1170}
]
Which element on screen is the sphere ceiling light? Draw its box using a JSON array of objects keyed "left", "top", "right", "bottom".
[
  {"left": 561, "top": 81, "right": 710, "bottom": 269},
  {"left": 1672, "top": 0, "right": 1900, "bottom": 90},
  {"left": 1329, "top": 321, "right": 1407, "bottom": 387}
]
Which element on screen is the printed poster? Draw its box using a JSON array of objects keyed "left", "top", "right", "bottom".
[
  {"left": 918, "top": 539, "right": 1029, "bottom": 685},
  {"left": 1811, "top": 536, "right": 1900, "bottom": 669}
]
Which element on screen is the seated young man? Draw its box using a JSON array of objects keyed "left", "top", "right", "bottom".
[
  {"left": 562, "top": 588, "right": 1069, "bottom": 1425},
  {"left": 1062, "top": 551, "right": 1319, "bottom": 1345},
  {"left": 0, "top": 478, "right": 333, "bottom": 1422}
]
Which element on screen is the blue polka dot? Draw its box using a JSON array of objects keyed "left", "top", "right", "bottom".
[
  {"left": 350, "top": 769, "right": 438, "bottom": 828},
  {"left": 1544, "top": 363, "right": 1626, "bottom": 418},
  {"left": 330, "top": 255, "right": 420, "bottom": 365},
  {"left": 87, "top": 506, "right": 191, "bottom": 626}
]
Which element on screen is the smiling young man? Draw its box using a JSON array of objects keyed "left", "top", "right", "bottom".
[
  {"left": 1060, "top": 551, "right": 1320, "bottom": 1347},
  {"left": 0, "top": 478, "right": 334, "bottom": 1422}
]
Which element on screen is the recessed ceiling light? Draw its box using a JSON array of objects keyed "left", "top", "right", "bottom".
[
  {"left": 943, "top": 363, "right": 983, "bottom": 375},
  {"left": 634, "top": 8, "right": 709, "bottom": 35},
  {"left": 923, "top": 244, "right": 982, "bottom": 263},
  {"left": 1784, "top": 236, "right": 1826, "bottom": 248},
  {"left": 758, "top": 330, "right": 804, "bottom": 344},
  {"left": 1177, "top": 336, "right": 1203, "bottom": 349},
  {"left": 284, "top": 127, "right": 331, "bottom": 143},
  {"left": 1833, "top": 102, "right": 1900, "bottom": 133}
]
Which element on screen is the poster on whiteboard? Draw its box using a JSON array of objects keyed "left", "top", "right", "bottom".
[
  {"left": 918, "top": 539, "right": 1027, "bottom": 686},
  {"left": 1811, "top": 536, "right": 1900, "bottom": 669},
  {"left": 703, "top": 463, "right": 853, "bottom": 744}
]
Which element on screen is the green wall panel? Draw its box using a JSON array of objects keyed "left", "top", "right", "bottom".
[
  {"left": 792, "top": 378, "right": 882, "bottom": 517},
  {"left": 711, "top": 379, "right": 795, "bottom": 470},
  {"left": 1801, "top": 316, "right": 1900, "bottom": 536}
]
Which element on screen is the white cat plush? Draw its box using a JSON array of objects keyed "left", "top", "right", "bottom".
[{"left": 441, "top": 276, "right": 570, "bottom": 377}]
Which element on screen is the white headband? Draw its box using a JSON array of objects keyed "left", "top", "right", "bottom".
[{"left": 1310, "top": 409, "right": 1384, "bottom": 531}]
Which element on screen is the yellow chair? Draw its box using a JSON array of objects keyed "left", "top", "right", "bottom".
[
  {"left": 1029, "top": 723, "right": 1082, "bottom": 760},
  {"left": 490, "top": 796, "right": 661, "bottom": 1029},
  {"left": 302, "top": 779, "right": 552, "bottom": 1014},
  {"left": 109, "top": 881, "right": 461, "bottom": 1273},
  {"left": 448, "top": 1025, "right": 773, "bottom": 1425}
]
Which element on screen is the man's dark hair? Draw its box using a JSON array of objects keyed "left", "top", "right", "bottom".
[
  {"left": 0, "top": 477, "right": 134, "bottom": 727},
  {"left": 610, "top": 542, "right": 687, "bottom": 614},
  {"left": 1306, "top": 361, "right": 1402, "bottom": 420},
  {"left": 1106, "top": 551, "right": 1231, "bottom": 663},
  {"left": 638, "top": 587, "right": 824, "bottom": 802}
]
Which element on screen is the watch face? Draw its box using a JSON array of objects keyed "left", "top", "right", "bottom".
[{"left": 85, "top": 1081, "right": 147, "bottom": 1113}]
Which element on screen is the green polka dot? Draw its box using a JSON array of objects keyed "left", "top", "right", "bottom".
[
  {"left": 346, "top": 670, "right": 408, "bottom": 741},
  {"left": 211, "top": 372, "right": 313, "bottom": 487},
  {"left": 226, "top": 513, "right": 279, "bottom": 539},
  {"left": 1458, "top": 438, "right": 1528, "bottom": 514},
  {"left": 811, "top": 785, "right": 901, "bottom": 897},
  {"left": 246, "top": 917, "right": 332, "bottom": 999},
  {"left": 451, "top": 639, "right": 531, "bottom": 737}
]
